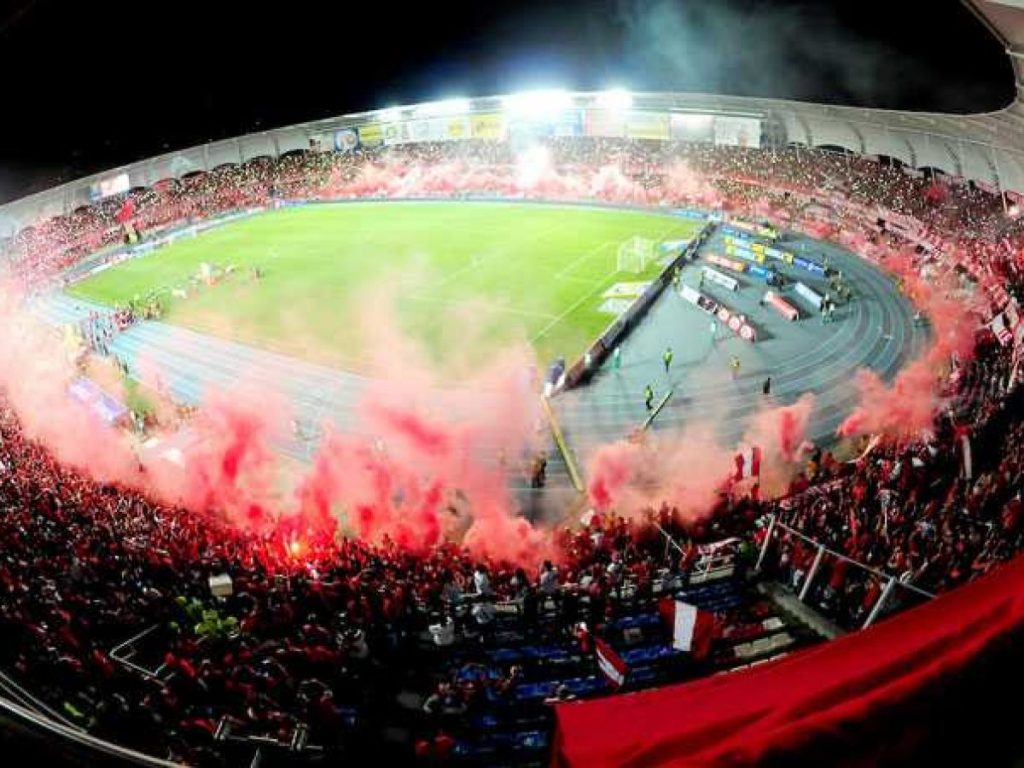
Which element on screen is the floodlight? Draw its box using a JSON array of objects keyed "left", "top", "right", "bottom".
[
  {"left": 504, "top": 89, "right": 573, "bottom": 116},
  {"left": 414, "top": 98, "right": 472, "bottom": 117},
  {"left": 595, "top": 89, "right": 633, "bottom": 111}
]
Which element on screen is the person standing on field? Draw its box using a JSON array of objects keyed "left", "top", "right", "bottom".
[
  {"left": 644, "top": 384, "right": 654, "bottom": 411},
  {"left": 663, "top": 346, "right": 673, "bottom": 374}
]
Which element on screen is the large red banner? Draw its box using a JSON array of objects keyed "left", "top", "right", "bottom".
[{"left": 553, "top": 555, "right": 1024, "bottom": 767}]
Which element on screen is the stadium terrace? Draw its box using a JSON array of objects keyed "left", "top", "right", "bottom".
[{"left": 1, "top": 6, "right": 1024, "bottom": 768}]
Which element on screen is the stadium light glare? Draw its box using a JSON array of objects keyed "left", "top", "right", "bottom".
[
  {"left": 672, "top": 113, "right": 714, "bottom": 128},
  {"left": 595, "top": 89, "right": 633, "bottom": 111},
  {"left": 1009, "top": 203, "right": 1021, "bottom": 219},
  {"left": 380, "top": 107, "right": 405, "bottom": 123},
  {"left": 503, "top": 89, "right": 573, "bottom": 116},
  {"left": 516, "top": 144, "right": 552, "bottom": 187},
  {"left": 414, "top": 98, "right": 472, "bottom": 117}
]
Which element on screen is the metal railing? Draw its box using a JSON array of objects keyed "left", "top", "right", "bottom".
[
  {"left": 654, "top": 523, "right": 740, "bottom": 584},
  {"left": 0, "top": 668, "right": 82, "bottom": 731},
  {"left": 109, "top": 625, "right": 167, "bottom": 681},
  {"left": 0, "top": 694, "right": 181, "bottom": 766},
  {"left": 755, "top": 514, "right": 935, "bottom": 630}
]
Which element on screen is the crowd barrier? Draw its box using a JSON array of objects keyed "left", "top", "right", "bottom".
[{"left": 754, "top": 514, "right": 934, "bottom": 630}]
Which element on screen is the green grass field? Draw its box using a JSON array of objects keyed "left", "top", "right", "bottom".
[{"left": 69, "top": 202, "right": 702, "bottom": 370}]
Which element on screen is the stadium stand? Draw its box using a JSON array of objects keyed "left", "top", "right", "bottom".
[{"left": 2, "top": 7, "right": 1024, "bottom": 761}]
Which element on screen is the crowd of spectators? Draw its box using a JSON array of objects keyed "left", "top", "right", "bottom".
[
  {"left": 763, "top": 337, "right": 1023, "bottom": 627},
  {"left": 4, "top": 137, "right": 1023, "bottom": 296},
  {"left": 0, "top": 136, "right": 1023, "bottom": 763},
  {"left": 0, "top": 386, "right": 778, "bottom": 765}
]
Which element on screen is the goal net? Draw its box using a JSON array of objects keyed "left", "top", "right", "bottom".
[{"left": 616, "top": 236, "right": 656, "bottom": 274}]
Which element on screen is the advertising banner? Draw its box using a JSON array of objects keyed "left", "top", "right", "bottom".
[
  {"left": 702, "top": 267, "right": 738, "bottom": 291},
  {"left": 747, "top": 263, "right": 773, "bottom": 280},
  {"left": 670, "top": 114, "right": 715, "bottom": 143},
  {"left": 554, "top": 109, "right": 584, "bottom": 137},
  {"left": 508, "top": 117, "right": 555, "bottom": 147},
  {"left": 89, "top": 173, "right": 130, "bottom": 201},
  {"left": 470, "top": 113, "right": 507, "bottom": 140},
  {"left": 674, "top": 208, "right": 707, "bottom": 220},
  {"left": 625, "top": 111, "right": 671, "bottom": 141},
  {"left": 763, "top": 290, "right": 799, "bottom": 321},
  {"left": 713, "top": 116, "right": 762, "bottom": 148},
  {"left": 724, "top": 243, "right": 765, "bottom": 264},
  {"left": 357, "top": 123, "right": 384, "bottom": 146},
  {"left": 382, "top": 122, "right": 410, "bottom": 146},
  {"left": 706, "top": 253, "right": 747, "bottom": 273},
  {"left": 334, "top": 128, "right": 360, "bottom": 153},
  {"left": 793, "top": 255, "right": 827, "bottom": 276},
  {"left": 406, "top": 119, "right": 433, "bottom": 143},
  {"left": 584, "top": 109, "right": 626, "bottom": 138},
  {"left": 445, "top": 116, "right": 470, "bottom": 140},
  {"left": 680, "top": 284, "right": 703, "bottom": 305},
  {"left": 794, "top": 281, "right": 824, "bottom": 311}
]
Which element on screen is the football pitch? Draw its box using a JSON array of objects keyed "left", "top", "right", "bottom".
[{"left": 69, "top": 202, "right": 703, "bottom": 371}]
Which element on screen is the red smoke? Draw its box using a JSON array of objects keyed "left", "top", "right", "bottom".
[
  {"left": 327, "top": 153, "right": 734, "bottom": 211},
  {"left": 839, "top": 244, "right": 978, "bottom": 438},
  {"left": 588, "top": 440, "right": 642, "bottom": 512},
  {"left": 584, "top": 397, "right": 816, "bottom": 522},
  {"left": 0, "top": 149, "right": 984, "bottom": 568}
]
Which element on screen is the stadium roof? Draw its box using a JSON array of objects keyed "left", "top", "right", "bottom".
[
  {"left": 4, "top": 2, "right": 1024, "bottom": 234},
  {"left": 968, "top": 1, "right": 1024, "bottom": 89}
]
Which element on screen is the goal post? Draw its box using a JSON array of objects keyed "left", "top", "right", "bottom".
[{"left": 616, "top": 236, "right": 656, "bottom": 274}]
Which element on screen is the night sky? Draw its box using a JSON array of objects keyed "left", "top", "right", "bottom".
[{"left": 0, "top": 0, "right": 1013, "bottom": 203}]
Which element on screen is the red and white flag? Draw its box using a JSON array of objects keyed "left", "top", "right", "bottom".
[
  {"left": 733, "top": 445, "right": 762, "bottom": 481},
  {"left": 594, "top": 637, "right": 629, "bottom": 688},
  {"left": 659, "top": 598, "right": 715, "bottom": 660},
  {"left": 991, "top": 313, "right": 1013, "bottom": 346}
]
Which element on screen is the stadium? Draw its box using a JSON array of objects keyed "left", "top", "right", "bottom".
[{"left": 0, "top": 1, "right": 1023, "bottom": 766}]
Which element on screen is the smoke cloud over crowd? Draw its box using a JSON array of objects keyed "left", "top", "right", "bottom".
[{"left": 0, "top": 149, "right": 985, "bottom": 568}]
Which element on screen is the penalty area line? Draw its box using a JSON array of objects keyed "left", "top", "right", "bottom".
[
  {"left": 553, "top": 241, "right": 615, "bottom": 280},
  {"left": 531, "top": 277, "right": 614, "bottom": 343}
]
